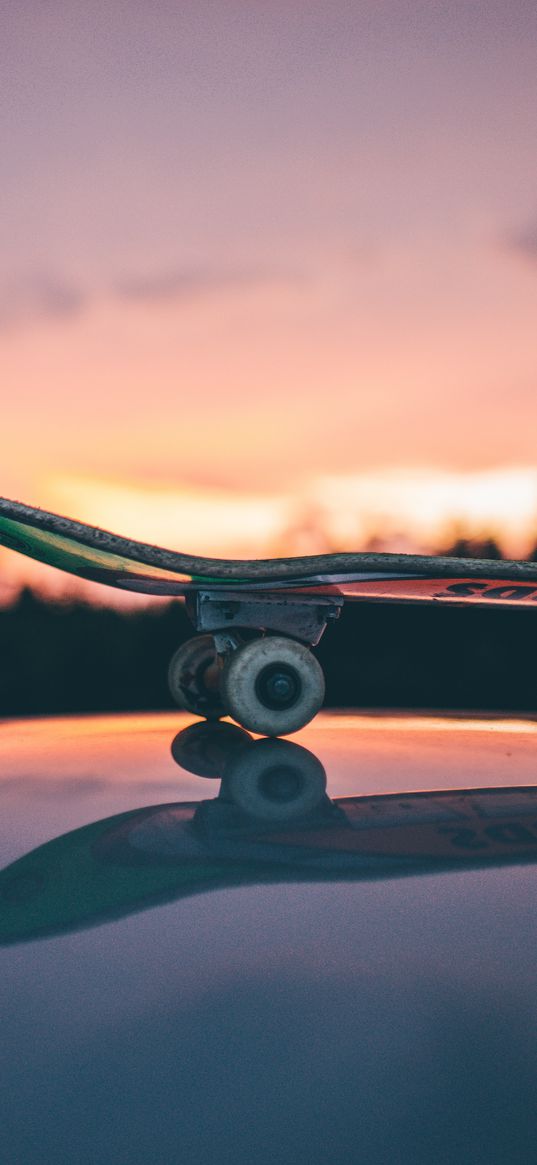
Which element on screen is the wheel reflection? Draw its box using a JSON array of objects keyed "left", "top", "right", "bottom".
[
  {"left": 171, "top": 720, "right": 252, "bottom": 778},
  {"left": 171, "top": 722, "right": 328, "bottom": 821}
]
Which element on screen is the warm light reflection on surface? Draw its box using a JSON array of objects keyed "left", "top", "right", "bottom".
[
  {"left": 2, "top": 709, "right": 537, "bottom": 786},
  {"left": 317, "top": 712, "right": 537, "bottom": 735}
]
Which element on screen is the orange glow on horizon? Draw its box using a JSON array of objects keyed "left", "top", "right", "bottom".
[
  {"left": 40, "top": 465, "right": 537, "bottom": 560},
  {"left": 1, "top": 464, "right": 537, "bottom": 605}
]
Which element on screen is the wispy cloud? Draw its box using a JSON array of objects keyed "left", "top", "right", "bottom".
[
  {"left": 113, "top": 265, "right": 297, "bottom": 304},
  {"left": 0, "top": 276, "right": 87, "bottom": 333},
  {"left": 0, "top": 265, "right": 302, "bottom": 332},
  {"left": 505, "top": 221, "right": 537, "bottom": 264}
]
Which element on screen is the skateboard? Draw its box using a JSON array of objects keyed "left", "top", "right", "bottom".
[
  {"left": 2, "top": 495, "right": 537, "bottom": 735},
  {"left": 3, "top": 725, "right": 537, "bottom": 944}
]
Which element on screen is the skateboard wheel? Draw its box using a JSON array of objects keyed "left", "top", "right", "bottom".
[
  {"left": 167, "top": 635, "right": 226, "bottom": 720},
  {"left": 223, "top": 737, "right": 327, "bottom": 820},
  {"left": 221, "top": 636, "right": 325, "bottom": 736}
]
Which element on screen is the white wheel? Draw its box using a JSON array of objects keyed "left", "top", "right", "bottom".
[
  {"left": 223, "top": 737, "right": 327, "bottom": 820},
  {"left": 167, "top": 635, "right": 226, "bottom": 720},
  {"left": 221, "top": 636, "right": 325, "bottom": 736}
]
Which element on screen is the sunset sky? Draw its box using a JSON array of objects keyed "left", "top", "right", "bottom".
[{"left": 1, "top": 2, "right": 537, "bottom": 599}]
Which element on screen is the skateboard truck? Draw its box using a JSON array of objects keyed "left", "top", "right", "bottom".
[
  {"left": 186, "top": 590, "right": 343, "bottom": 644},
  {"left": 168, "top": 591, "right": 343, "bottom": 737}
]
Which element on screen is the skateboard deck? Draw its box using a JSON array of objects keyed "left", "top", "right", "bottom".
[{"left": 2, "top": 495, "right": 537, "bottom": 607}]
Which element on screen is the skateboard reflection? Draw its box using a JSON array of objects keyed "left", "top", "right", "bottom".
[{"left": 3, "top": 724, "right": 537, "bottom": 945}]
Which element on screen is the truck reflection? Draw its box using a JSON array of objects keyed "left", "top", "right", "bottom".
[{"left": 2, "top": 722, "right": 537, "bottom": 945}]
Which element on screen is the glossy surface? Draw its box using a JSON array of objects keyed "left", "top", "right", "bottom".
[{"left": 2, "top": 711, "right": 537, "bottom": 1163}]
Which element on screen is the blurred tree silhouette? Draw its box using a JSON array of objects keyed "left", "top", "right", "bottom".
[
  {"left": 439, "top": 536, "right": 504, "bottom": 560},
  {"left": 0, "top": 589, "right": 191, "bottom": 716}
]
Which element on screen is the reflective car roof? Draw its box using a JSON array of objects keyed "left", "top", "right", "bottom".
[{"left": 2, "top": 711, "right": 537, "bottom": 1164}]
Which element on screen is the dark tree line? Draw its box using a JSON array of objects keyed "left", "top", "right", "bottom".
[
  {"left": 438, "top": 535, "right": 537, "bottom": 561},
  {"left": 1, "top": 586, "right": 537, "bottom": 717}
]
